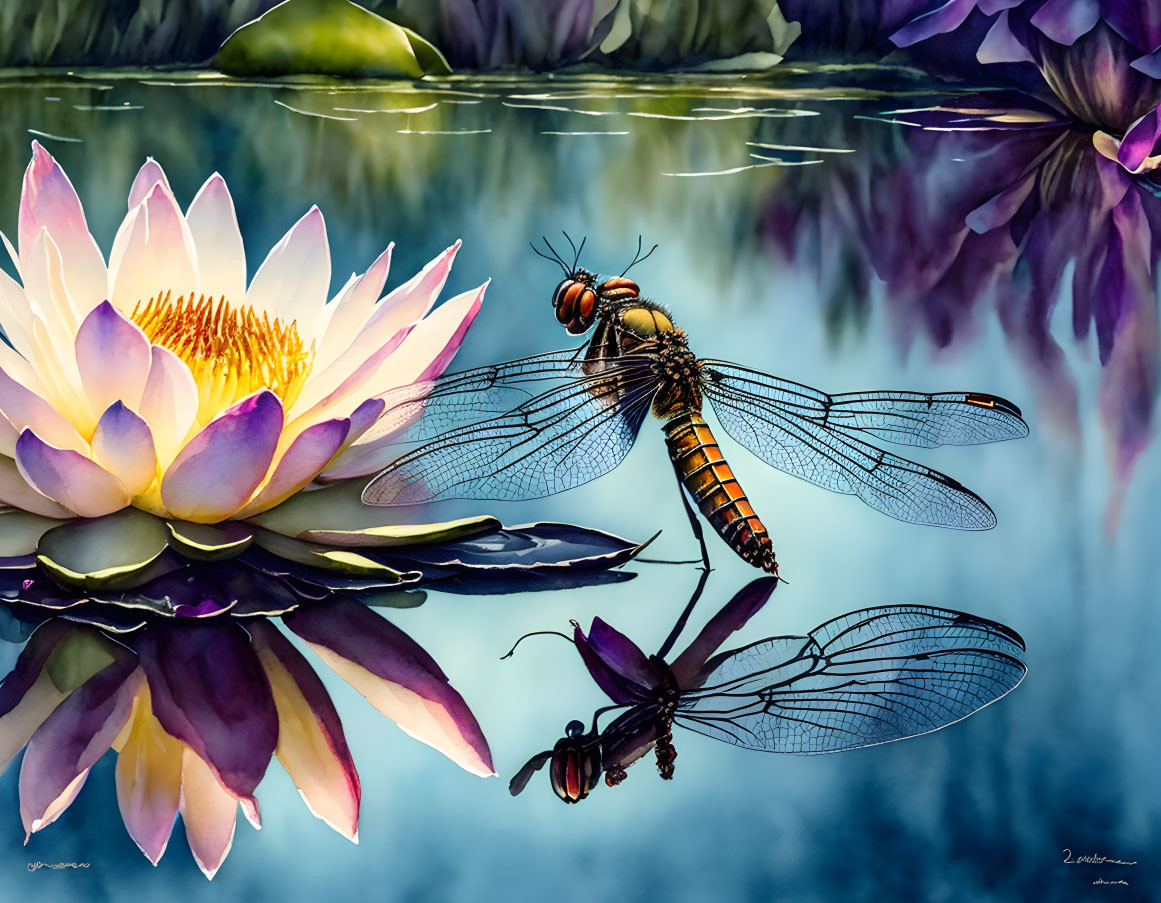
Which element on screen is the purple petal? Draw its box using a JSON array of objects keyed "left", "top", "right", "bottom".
[
  {"left": 571, "top": 622, "right": 651, "bottom": 705},
  {"left": 587, "top": 618, "right": 659, "bottom": 688},
  {"left": 74, "top": 301, "right": 152, "bottom": 414},
  {"left": 15, "top": 430, "right": 129, "bottom": 517},
  {"left": 891, "top": 0, "right": 976, "bottom": 48},
  {"left": 19, "top": 657, "right": 140, "bottom": 835},
  {"left": 1030, "top": 0, "right": 1100, "bottom": 46},
  {"left": 0, "top": 620, "right": 72, "bottom": 718},
  {"left": 160, "top": 390, "right": 283, "bottom": 522},
  {"left": 671, "top": 578, "right": 780, "bottom": 687},
  {"left": 978, "top": 11, "right": 1036, "bottom": 64},
  {"left": 1117, "top": 106, "right": 1161, "bottom": 172},
  {"left": 1130, "top": 48, "right": 1161, "bottom": 78},
  {"left": 134, "top": 621, "right": 277, "bottom": 804},
  {"left": 284, "top": 596, "right": 493, "bottom": 776}
]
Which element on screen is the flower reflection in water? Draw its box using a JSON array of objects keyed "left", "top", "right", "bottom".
[
  {"left": 0, "top": 499, "right": 649, "bottom": 877},
  {"left": 509, "top": 576, "right": 1026, "bottom": 804},
  {"left": 761, "top": 89, "right": 1161, "bottom": 527}
]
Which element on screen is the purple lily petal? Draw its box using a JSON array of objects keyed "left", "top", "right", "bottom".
[
  {"left": 15, "top": 429, "right": 130, "bottom": 518},
  {"left": 671, "top": 577, "right": 780, "bottom": 688},
  {"left": 160, "top": 390, "right": 283, "bottom": 522},
  {"left": 284, "top": 596, "right": 493, "bottom": 777},
  {"left": 135, "top": 621, "right": 278, "bottom": 805},
  {"left": 1030, "top": 0, "right": 1100, "bottom": 46},
  {"left": 74, "top": 301, "right": 152, "bottom": 415},
  {"left": 1131, "top": 48, "right": 1161, "bottom": 77},
  {"left": 1117, "top": 106, "right": 1161, "bottom": 172},
  {"left": 250, "top": 620, "right": 360, "bottom": 841},
  {"left": 19, "top": 658, "right": 141, "bottom": 836},
  {"left": 91, "top": 402, "right": 157, "bottom": 498},
  {"left": 587, "top": 618, "right": 660, "bottom": 688},
  {"left": 238, "top": 417, "right": 350, "bottom": 516},
  {"left": 892, "top": 0, "right": 977, "bottom": 48},
  {"left": 978, "top": 11, "right": 1036, "bottom": 63}
]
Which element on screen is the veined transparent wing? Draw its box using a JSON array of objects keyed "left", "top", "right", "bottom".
[
  {"left": 700, "top": 363, "right": 1020, "bottom": 528},
  {"left": 700, "top": 362, "right": 1028, "bottom": 447},
  {"left": 363, "top": 357, "right": 660, "bottom": 505},
  {"left": 677, "top": 606, "right": 1026, "bottom": 754}
]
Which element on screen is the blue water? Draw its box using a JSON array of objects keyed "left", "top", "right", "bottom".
[{"left": 1, "top": 68, "right": 1158, "bottom": 901}]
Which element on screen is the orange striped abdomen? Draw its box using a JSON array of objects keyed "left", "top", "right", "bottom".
[{"left": 663, "top": 411, "right": 778, "bottom": 575}]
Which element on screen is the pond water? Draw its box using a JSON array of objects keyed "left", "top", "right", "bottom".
[{"left": 1, "top": 66, "right": 1158, "bottom": 902}]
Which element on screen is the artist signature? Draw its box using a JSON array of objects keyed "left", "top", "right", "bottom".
[
  {"left": 1063, "top": 849, "right": 1137, "bottom": 888},
  {"left": 27, "top": 861, "right": 90, "bottom": 872}
]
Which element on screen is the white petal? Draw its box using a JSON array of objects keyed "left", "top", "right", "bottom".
[{"left": 186, "top": 174, "right": 246, "bottom": 305}]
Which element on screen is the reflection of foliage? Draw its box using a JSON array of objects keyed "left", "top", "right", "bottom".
[{"left": 0, "top": 0, "right": 800, "bottom": 71}]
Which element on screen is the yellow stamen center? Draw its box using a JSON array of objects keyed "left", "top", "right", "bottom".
[{"left": 132, "top": 291, "right": 314, "bottom": 423}]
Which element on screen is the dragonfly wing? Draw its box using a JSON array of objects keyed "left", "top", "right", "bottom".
[
  {"left": 362, "top": 349, "right": 600, "bottom": 445},
  {"left": 702, "top": 371, "right": 1000, "bottom": 529},
  {"left": 363, "top": 361, "right": 658, "bottom": 505},
  {"left": 700, "top": 362, "right": 1028, "bottom": 448},
  {"left": 678, "top": 606, "right": 1026, "bottom": 754}
]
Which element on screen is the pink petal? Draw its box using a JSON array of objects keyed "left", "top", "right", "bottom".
[
  {"left": 139, "top": 345, "right": 199, "bottom": 466},
  {"left": 294, "top": 243, "right": 459, "bottom": 417},
  {"left": 18, "top": 142, "right": 106, "bottom": 313},
  {"left": 361, "top": 282, "right": 486, "bottom": 395},
  {"left": 20, "top": 659, "right": 140, "bottom": 837},
  {"left": 186, "top": 174, "right": 246, "bottom": 305},
  {"left": 160, "top": 391, "right": 283, "bottom": 522},
  {"left": 316, "top": 244, "right": 393, "bottom": 369},
  {"left": 0, "top": 454, "right": 75, "bottom": 518},
  {"left": 127, "top": 158, "right": 172, "bottom": 209},
  {"left": 91, "top": 402, "right": 158, "bottom": 497},
  {"left": 244, "top": 206, "right": 330, "bottom": 326},
  {"left": 179, "top": 747, "right": 237, "bottom": 880},
  {"left": 74, "top": 300, "right": 152, "bottom": 414},
  {"left": 235, "top": 417, "right": 350, "bottom": 517},
  {"left": 285, "top": 597, "right": 494, "bottom": 777},
  {"left": 115, "top": 684, "right": 182, "bottom": 865},
  {"left": 110, "top": 183, "right": 198, "bottom": 313},
  {"left": 250, "top": 621, "right": 360, "bottom": 842},
  {"left": 16, "top": 430, "right": 129, "bottom": 517}
]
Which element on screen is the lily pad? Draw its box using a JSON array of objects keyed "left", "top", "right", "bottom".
[
  {"left": 253, "top": 527, "right": 419, "bottom": 580},
  {"left": 37, "top": 508, "right": 172, "bottom": 591},
  {"left": 299, "top": 516, "right": 500, "bottom": 549},
  {"left": 382, "top": 522, "right": 655, "bottom": 573},
  {"left": 213, "top": 0, "right": 452, "bottom": 79},
  {"left": 0, "top": 508, "right": 69, "bottom": 557},
  {"left": 167, "top": 520, "right": 255, "bottom": 561}
]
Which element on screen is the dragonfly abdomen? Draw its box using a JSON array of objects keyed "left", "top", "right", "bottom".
[{"left": 663, "top": 411, "right": 778, "bottom": 575}]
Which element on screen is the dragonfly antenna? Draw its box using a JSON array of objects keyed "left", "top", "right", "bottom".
[
  {"left": 620, "top": 235, "right": 658, "bottom": 277},
  {"left": 561, "top": 231, "right": 587, "bottom": 272},
  {"left": 500, "top": 629, "right": 573, "bottom": 660},
  {"left": 530, "top": 237, "right": 570, "bottom": 275}
]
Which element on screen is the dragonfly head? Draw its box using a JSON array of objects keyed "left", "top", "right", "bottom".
[
  {"left": 552, "top": 272, "right": 600, "bottom": 335},
  {"left": 549, "top": 720, "right": 604, "bottom": 803}
]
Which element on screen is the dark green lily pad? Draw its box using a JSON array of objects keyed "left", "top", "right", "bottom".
[
  {"left": 167, "top": 520, "right": 255, "bottom": 561},
  {"left": 37, "top": 508, "right": 172, "bottom": 591},
  {"left": 213, "top": 0, "right": 452, "bottom": 79}
]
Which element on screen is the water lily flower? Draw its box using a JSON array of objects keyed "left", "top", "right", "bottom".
[
  {"left": 0, "top": 599, "right": 491, "bottom": 878},
  {"left": 0, "top": 141, "right": 485, "bottom": 528}
]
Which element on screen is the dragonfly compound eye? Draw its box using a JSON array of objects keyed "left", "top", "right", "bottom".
[{"left": 550, "top": 735, "right": 602, "bottom": 804}]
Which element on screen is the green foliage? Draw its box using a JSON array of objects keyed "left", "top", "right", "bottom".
[{"left": 212, "top": 0, "right": 451, "bottom": 78}]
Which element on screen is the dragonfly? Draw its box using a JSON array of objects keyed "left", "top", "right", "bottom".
[
  {"left": 362, "top": 237, "right": 1029, "bottom": 576},
  {"left": 506, "top": 575, "right": 1027, "bottom": 803}
]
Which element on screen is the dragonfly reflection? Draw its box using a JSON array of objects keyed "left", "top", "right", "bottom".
[
  {"left": 507, "top": 576, "right": 1027, "bottom": 803},
  {"left": 363, "top": 238, "right": 1028, "bottom": 575}
]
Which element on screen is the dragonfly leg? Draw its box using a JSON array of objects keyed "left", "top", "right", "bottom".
[{"left": 673, "top": 468, "right": 712, "bottom": 573}]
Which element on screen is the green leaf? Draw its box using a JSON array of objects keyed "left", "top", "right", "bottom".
[
  {"left": 0, "top": 507, "right": 69, "bottom": 557},
  {"left": 37, "top": 508, "right": 171, "bottom": 591},
  {"left": 213, "top": 0, "right": 452, "bottom": 79},
  {"left": 248, "top": 478, "right": 500, "bottom": 546},
  {"left": 167, "top": 520, "right": 255, "bottom": 560},
  {"left": 253, "top": 527, "right": 416, "bottom": 579}
]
